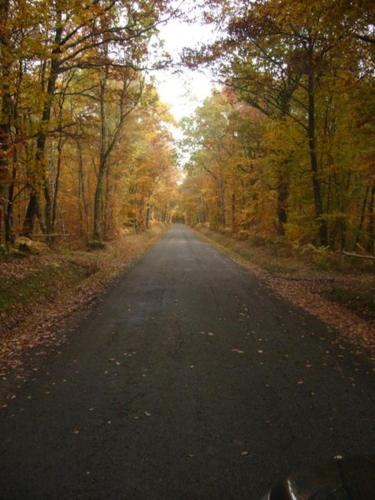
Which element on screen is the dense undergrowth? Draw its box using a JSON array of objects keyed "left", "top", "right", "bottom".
[{"left": 195, "top": 225, "right": 375, "bottom": 324}]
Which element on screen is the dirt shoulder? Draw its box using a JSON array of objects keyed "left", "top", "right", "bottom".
[
  {"left": 195, "top": 226, "right": 375, "bottom": 361},
  {"left": 0, "top": 224, "right": 168, "bottom": 378}
]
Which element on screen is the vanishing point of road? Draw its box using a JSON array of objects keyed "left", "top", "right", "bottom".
[{"left": 0, "top": 225, "right": 374, "bottom": 499}]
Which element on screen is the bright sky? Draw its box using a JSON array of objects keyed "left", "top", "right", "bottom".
[{"left": 155, "top": 17, "right": 216, "bottom": 123}]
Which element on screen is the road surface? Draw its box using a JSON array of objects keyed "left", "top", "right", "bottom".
[{"left": 0, "top": 225, "right": 374, "bottom": 499}]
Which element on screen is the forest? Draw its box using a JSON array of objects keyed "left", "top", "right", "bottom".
[
  {"left": 0, "top": 3, "right": 375, "bottom": 496},
  {"left": 178, "top": 0, "right": 375, "bottom": 254},
  {"left": 0, "top": 0, "right": 178, "bottom": 249},
  {"left": 0, "top": 0, "right": 374, "bottom": 255}
]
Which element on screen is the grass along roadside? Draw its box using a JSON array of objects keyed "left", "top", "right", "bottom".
[
  {"left": 0, "top": 223, "right": 168, "bottom": 377},
  {"left": 194, "top": 226, "right": 375, "bottom": 361}
]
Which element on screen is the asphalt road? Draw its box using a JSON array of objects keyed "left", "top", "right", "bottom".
[{"left": 0, "top": 224, "right": 374, "bottom": 499}]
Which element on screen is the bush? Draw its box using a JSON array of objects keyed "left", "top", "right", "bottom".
[
  {"left": 298, "top": 243, "right": 331, "bottom": 268},
  {"left": 88, "top": 239, "right": 107, "bottom": 251}
]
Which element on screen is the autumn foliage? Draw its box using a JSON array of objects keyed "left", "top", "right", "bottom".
[
  {"left": 0, "top": 0, "right": 374, "bottom": 255},
  {"left": 0, "top": 0, "right": 177, "bottom": 248},
  {"left": 179, "top": 0, "right": 374, "bottom": 254}
]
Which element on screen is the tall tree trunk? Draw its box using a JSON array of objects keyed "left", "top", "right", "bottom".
[
  {"left": 4, "top": 158, "right": 16, "bottom": 244},
  {"left": 218, "top": 177, "right": 226, "bottom": 227},
  {"left": 367, "top": 182, "right": 375, "bottom": 254},
  {"left": 92, "top": 66, "right": 108, "bottom": 241},
  {"left": 0, "top": 0, "right": 11, "bottom": 246},
  {"left": 276, "top": 170, "right": 288, "bottom": 236},
  {"left": 50, "top": 137, "right": 63, "bottom": 242},
  {"left": 91, "top": 51, "right": 140, "bottom": 240},
  {"left": 22, "top": 190, "right": 39, "bottom": 237},
  {"left": 93, "top": 164, "right": 105, "bottom": 241},
  {"left": 307, "top": 64, "right": 327, "bottom": 246},
  {"left": 274, "top": 100, "right": 293, "bottom": 236},
  {"left": 103, "top": 166, "right": 112, "bottom": 239},
  {"left": 145, "top": 205, "right": 151, "bottom": 229},
  {"left": 204, "top": 199, "right": 208, "bottom": 223},
  {"left": 22, "top": 7, "right": 62, "bottom": 239},
  {"left": 231, "top": 191, "right": 236, "bottom": 233},
  {"left": 5, "top": 61, "right": 23, "bottom": 245},
  {"left": 76, "top": 140, "right": 88, "bottom": 236},
  {"left": 92, "top": 62, "right": 131, "bottom": 240},
  {"left": 355, "top": 184, "right": 370, "bottom": 248}
]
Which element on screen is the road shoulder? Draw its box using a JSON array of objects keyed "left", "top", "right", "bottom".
[
  {"left": 194, "top": 226, "right": 375, "bottom": 362},
  {"left": 0, "top": 224, "right": 168, "bottom": 387}
]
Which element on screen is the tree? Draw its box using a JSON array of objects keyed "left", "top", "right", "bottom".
[
  {"left": 185, "top": 0, "right": 375, "bottom": 247},
  {"left": 15, "top": 0, "right": 175, "bottom": 239}
]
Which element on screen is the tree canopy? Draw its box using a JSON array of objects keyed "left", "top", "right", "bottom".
[
  {"left": 178, "top": 0, "right": 375, "bottom": 253},
  {"left": 0, "top": 0, "right": 374, "bottom": 254}
]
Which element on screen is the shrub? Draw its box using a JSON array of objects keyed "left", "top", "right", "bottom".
[{"left": 88, "top": 239, "right": 107, "bottom": 251}]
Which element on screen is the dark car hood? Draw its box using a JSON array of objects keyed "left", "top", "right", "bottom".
[{"left": 262, "top": 456, "right": 375, "bottom": 499}]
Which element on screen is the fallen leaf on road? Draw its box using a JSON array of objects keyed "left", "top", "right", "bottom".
[
  {"left": 297, "top": 379, "right": 304, "bottom": 385},
  {"left": 232, "top": 348, "right": 245, "bottom": 354},
  {"left": 144, "top": 411, "right": 151, "bottom": 417},
  {"left": 241, "top": 451, "right": 249, "bottom": 456}
]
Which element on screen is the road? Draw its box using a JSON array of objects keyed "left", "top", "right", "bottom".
[{"left": 0, "top": 225, "right": 374, "bottom": 499}]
